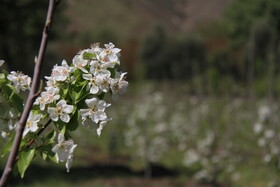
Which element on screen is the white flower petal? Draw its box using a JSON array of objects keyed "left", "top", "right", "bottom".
[
  {"left": 60, "top": 113, "right": 70, "bottom": 123},
  {"left": 85, "top": 97, "right": 98, "bottom": 108}
]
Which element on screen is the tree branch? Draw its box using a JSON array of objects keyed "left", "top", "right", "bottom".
[{"left": 0, "top": 1, "right": 58, "bottom": 186}]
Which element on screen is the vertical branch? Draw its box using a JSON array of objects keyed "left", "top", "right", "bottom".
[{"left": 0, "top": 0, "right": 59, "bottom": 186}]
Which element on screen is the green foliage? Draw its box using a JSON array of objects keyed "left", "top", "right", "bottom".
[
  {"left": 224, "top": 0, "right": 280, "bottom": 47},
  {"left": 67, "top": 108, "right": 79, "bottom": 131},
  {"left": 0, "top": 0, "right": 65, "bottom": 75},
  {"left": 17, "top": 148, "right": 35, "bottom": 178},
  {"left": 82, "top": 52, "right": 97, "bottom": 61},
  {"left": 1, "top": 134, "right": 15, "bottom": 157},
  {"left": 1, "top": 84, "right": 23, "bottom": 113},
  {"left": 141, "top": 27, "right": 206, "bottom": 80}
]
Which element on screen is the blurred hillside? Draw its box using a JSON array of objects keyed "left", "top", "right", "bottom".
[
  {"left": 58, "top": 0, "right": 235, "bottom": 79},
  {"left": 0, "top": 0, "right": 236, "bottom": 79},
  {"left": 65, "top": 0, "right": 233, "bottom": 35},
  {"left": 1, "top": 0, "right": 280, "bottom": 94}
]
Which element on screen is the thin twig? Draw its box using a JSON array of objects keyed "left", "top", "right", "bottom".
[{"left": 0, "top": 1, "right": 57, "bottom": 186}]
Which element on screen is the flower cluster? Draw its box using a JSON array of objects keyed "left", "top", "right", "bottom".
[
  {"left": 52, "top": 133, "right": 77, "bottom": 172},
  {"left": 7, "top": 71, "right": 31, "bottom": 93},
  {"left": 183, "top": 132, "right": 239, "bottom": 183},
  {"left": 0, "top": 42, "right": 128, "bottom": 174},
  {"left": 0, "top": 109, "right": 18, "bottom": 139},
  {"left": 254, "top": 103, "right": 280, "bottom": 164}
]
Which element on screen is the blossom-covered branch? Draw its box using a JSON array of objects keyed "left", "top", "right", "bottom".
[
  {"left": 0, "top": 0, "right": 58, "bottom": 186},
  {"left": 0, "top": 0, "right": 128, "bottom": 185}
]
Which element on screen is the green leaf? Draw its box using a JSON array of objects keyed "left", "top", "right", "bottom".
[
  {"left": 0, "top": 73, "right": 6, "bottom": 84},
  {"left": 48, "top": 153, "right": 58, "bottom": 163},
  {"left": 67, "top": 108, "right": 79, "bottom": 131},
  {"left": 1, "top": 136, "right": 14, "bottom": 157},
  {"left": 17, "top": 148, "right": 35, "bottom": 178},
  {"left": 82, "top": 52, "right": 96, "bottom": 60},
  {"left": 46, "top": 130, "right": 56, "bottom": 141},
  {"left": 98, "top": 92, "right": 105, "bottom": 100},
  {"left": 73, "top": 84, "right": 88, "bottom": 104},
  {"left": 9, "top": 92, "right": 23, "bottom": 113},
  {"left": 3, "top": 70, "right": 9, "bottom": 77},
  {"left": 108, "top": 68, "right": 116, "bottom": 78},
  {"left": 2, "top": 84, "right": 13, "bottom": 97},
  {"left": 42, "top": 152, "right": 48, "bottom": 160},
  {"left": 1, "top": 84, "right": 23, "bottom": 113},
  {"left": 38, "top": 144, "right": 57, "bottom": 163},
  {"left": 54, "top": 121, "right": 66, "bottom": 135}
]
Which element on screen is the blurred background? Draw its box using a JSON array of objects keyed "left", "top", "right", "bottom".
[{"left": 1, "top": 0, "right": 280, "bottom": 186}]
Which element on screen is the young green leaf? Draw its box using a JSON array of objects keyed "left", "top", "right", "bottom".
[
  {"left": 1, "top": 137, "right": 14, "bottom": 157},
  {"left": 82, "top": 52, "right": 96, "bottom": 60},
  {"left": 9, "top": 92, "right": 24, "bottom": 113},
  {"left": 17, "top": 148, "right": 35, "bottom": 178},
  {"left": 67, "top": 108, "right": 79, "bottom": 131}
]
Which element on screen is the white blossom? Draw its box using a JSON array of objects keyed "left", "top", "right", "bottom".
[
  {"left": 0, "top": 60, "right": 4, "bottom": 67},
  {"left": 52, "top": 133, "right": 77, "bottom": 172},
  {"left": 7, "top": 71, "right": 31, "bottom": 93},
  {"left": 264, "top": 129, "right": 275, "bottom": 139},
  {"left": 263, "top": 154, "right": 272, "bottom": 163},
  {"left": 254, "top": 122, "right": 263, "bottom": 134},
  {"left": 23, "top": 113, "right": 42, "bottom": 136},
  {"left": 34, "top": 87, "right": 60, "bottom": 110},
  {"left": 80, "top": 97, "right": 110, "bottom": 125},
  {"left": 72, "top": 53, "right": 88, "bottom": 73},
  {"left": 258, "top": 138, "right": 266, "bottom": 147},
  {"left": 89, "top": 43, "right": 102, "bottom": 55},
  {"left": 45, "top": 76, "right": 59, "bottom": 90},
  {"left": 82, "top": 74, "right": 99, "bottom": 94},
  {"left": 110, "top": 72, "right": 128, "bottom": 100},
  {"left": 96, "top": 76, "right": 111, "bottom": 93},
  {"left": 98, "top": 42, "right": 121, "bottom": 64},
  {"left": 184, "top": 149, "right": 200, "bottom": 166},
  {"left": 48, "top": 60, "right": 75, "bottom": 82},
  {"left": 258, "top": 105, "right": 271, "bottom": 122},
  {"left": 48, "top": 100, "right": 74, "bottom": 123},
  {"left": 1, "top": 131, "right": 7, "bottom": 139},
  {"left": 96, "top": 119, "right": 112, "bottom": 136},
  {"left": 90, "top": 60, "right": 112, "bottom": 78}
]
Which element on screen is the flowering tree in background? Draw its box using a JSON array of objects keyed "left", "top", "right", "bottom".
[
  {"left": 254, "top": 102, "right": 280, "bottom": 187},
  {"left": 0, "top": 1, "right": 128, "bottom": 186}
]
